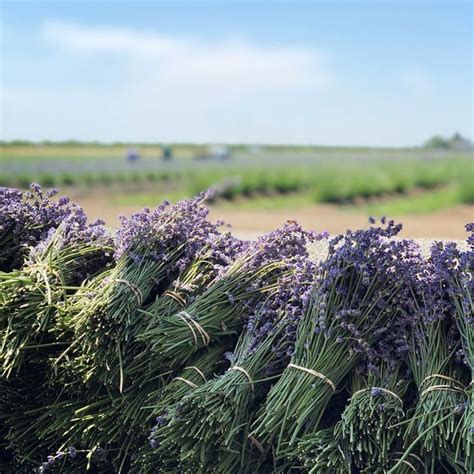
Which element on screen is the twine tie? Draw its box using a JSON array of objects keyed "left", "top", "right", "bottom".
[
  {"left": 173, "top": 377, "right": 198, "bottom": 389},
  {"left": 177, "top": 311, "right": 211, "bottom": 347},
  {"left": 230, "top": 366, "right": 254, "bottom": 390},
  {"left": 419, "top": 374, "right": 465, "bottom": 398},
  {"left": 351, "top": 387, "right": 403, "bottom": 405},
  {"left": 184, "top": 366, "right": 207, "bottom": 383},
  {"left": 163, "top": 290, "right": 186, "bottom": 307},
  {"left": 288, "top": 363, "right": 336, "bottom": 392},
  {"left": 114, "top": 279, "right": 143, "bottom": 305}
]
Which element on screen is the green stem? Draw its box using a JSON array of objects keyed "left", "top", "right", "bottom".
[{"left": 387, "top": 409, "right": 458, "bottom": 473}]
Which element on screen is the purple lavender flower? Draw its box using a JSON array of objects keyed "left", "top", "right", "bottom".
[
  {"left": 68, "top": 446, "right": 77, "bottom": 459},
  {"left": 313, "top": 220, "right": 420, "bottom": 354},
  {"left": 114, "top": 194, "right": 221, "bottom": 278},
  {"left": 235, "top": 222, "right": 321, "bottom": 281},
  {"left": 466, "top": 222, "right": 474, "bottom": 250},
  {"left": 245, "top": 255, "right": 317, "bottom": 364},
  {"left": 0, "top": 184, "right": 94, "bottom": 271},
  {"left": 155, "top": 415, "right": 166, "bottom": 426},
  {"left": 370, "top": 387, "right": 383, "bottom": 397}
]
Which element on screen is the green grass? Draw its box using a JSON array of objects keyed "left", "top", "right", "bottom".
[
  {"left": 113, "top": 185, "right": 467, "bottom": 218},
  {"left": 352, "top": 186, "right": 461, "bottom": 216}
]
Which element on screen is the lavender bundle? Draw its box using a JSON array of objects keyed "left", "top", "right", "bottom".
[
  {"left": 34, "top": 237, "right": 240, "bottom": 471},
  {"left": 397, "top": 249, "right": 467, "bottom": 470},
  {"left": 338, "top": 360, "right": 410, "bottom": 471},
  {"left": 112, "top": 234, "right": 245, "bottom": 389},
  {"left": 134, "top": 233, "right": 245, "bottom": 378},
  {"left": 68, "top": 195, "right": 220, "bottom": 389},
  {"left": 251, "top": 220, "right": 417, "bottom": 460},
  {"left": 141, "top": 232, "right": 246, "bottom": 321},
  {"left": 0, "top": 185, "right": 81, "bottom": 272},
  {"left": 289, "top": 358, "right": 411, "bottom": 474},
  {"left": 431, "top": 225, "right": 474, "bottom": 470},
  {"left": 0, "top": 217, "right": 112, "bottom": 378},
  {"left": 137, "top": 345, "right": 230, "bottom": 472},
  {"left": 23, "top": 359, "right": 170, "bottom": 473},
  {"left": 332, "top": 285, "right": 416, "bottom": 473},
  {"left": 291, "top": 428, "right": 351, "bottom": 474},
  {"left": 454, "top": 226, "right": 473, "bottom": 472},
  {"left": 144, "top": 345, "right": 230, "bottom": 418},
  {"left": 148, "top": 258, "right": 316, "bottom": 472},
  {"left": 0, "top": 373, "right": 55, "bottom": 470},
  {"left": 143, "top": 223, "right": 320, "bottom": 369}
]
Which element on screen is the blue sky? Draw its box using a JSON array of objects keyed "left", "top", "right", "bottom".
[{"left": 1, "top": 0, "right": 472, "bottom": 146}]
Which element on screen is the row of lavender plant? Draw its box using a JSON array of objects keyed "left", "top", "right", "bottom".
[{"left": 0, "top": 184, "right": 472, "bottom": 473}]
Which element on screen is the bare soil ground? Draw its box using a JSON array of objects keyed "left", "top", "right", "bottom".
[
  {"left": 209, "top": 203, "right": 473, "bottom": 241},
  {"left": 70, "top": 188, "right": 473, "bottom": 241}
]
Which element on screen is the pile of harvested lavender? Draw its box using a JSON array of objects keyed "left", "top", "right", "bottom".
[{"left": 0, "top": 184, "right": 472, "bottom": 473}]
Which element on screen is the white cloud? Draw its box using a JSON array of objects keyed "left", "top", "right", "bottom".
[
  {"left": 42, "top": 20, "right": 331, "bottom": 92},
  {"left": 1, "top": 20, "right": 335, "bottom": 143}
]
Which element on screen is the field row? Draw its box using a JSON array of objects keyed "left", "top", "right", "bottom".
[{"left": 2, "top": 156, "right": 473, "bottom": 205}]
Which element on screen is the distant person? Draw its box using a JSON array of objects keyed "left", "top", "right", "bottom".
[
  {"left": 126, "top": 148, "right": 140, "bottom": 162},
  {"left": 162, "top": 146, "right": 172, "bottom": 161}
]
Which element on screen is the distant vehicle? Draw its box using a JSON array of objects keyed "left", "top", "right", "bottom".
[
  {"left": 193, "top": 146, "right": 231, "bottom": 161},
  {"left": 211, "top": 145, "right": 231, "bottom": 161},
  {"left": 126, "top": 148, "right": 140, "bottom": 162}
]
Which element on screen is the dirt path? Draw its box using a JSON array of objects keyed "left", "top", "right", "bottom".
[
  {"left": 70, "top": 188, "right": 473, "bottom": 240},
  {"left": 210, "top": 203, "right": 474, "bottom": 240}
]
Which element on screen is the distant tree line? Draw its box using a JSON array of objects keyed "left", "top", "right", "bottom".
[{"left": 424, "top": 132, "right": 473, "bottom": 150}]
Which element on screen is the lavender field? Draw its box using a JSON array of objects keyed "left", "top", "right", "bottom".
[{"left": 1, "top": 142, "right": 473, "bottom": 240}]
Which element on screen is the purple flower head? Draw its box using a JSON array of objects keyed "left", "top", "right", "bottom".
[
  {"left": 155, "top": 415, "right": 166, "bottom": 426},
  {"left": 227, "top": 292, "right": 236, "bottom": 305},
  {"left": 58, "top": 196, "right": 70, "bottom": 206},
  {"left": 0, "top": 184, "right": 93, "bottom": 271},
  {"left": 243, "top": 221, "right": 324, "bottom": 273},
  {"left": 68, "top": 446, "right": 77, "bottom": 458},
  {"left": 114, "top": 194, "right": 221, "bottom": 278},
  {"left": 370, "top": 387, "right": 383, "bottom": 397},
  {"left": 313, "top": 221, "right": 419, "bottom": 351},
  {"left": 197, "top": 232, "right": 248, "bottom": 279},
  {"left": 247, "top": 255, "right": 317, "bottom": 360},
  {"left": 224, "top": 351, "right": 236, "bottom": 364},
  {"left": 466, "top": 222, "right": 474, "bottom": 250}
]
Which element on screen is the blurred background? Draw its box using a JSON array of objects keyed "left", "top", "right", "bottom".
[{"left": 1, "top": 0, "right": 473, "bottom": 239}]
